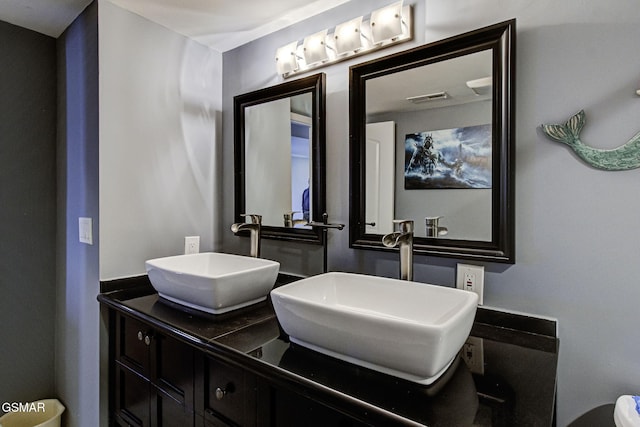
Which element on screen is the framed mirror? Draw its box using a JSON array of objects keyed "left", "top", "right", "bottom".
[
  {"left": 234, "top": 73, "right": 326, "bottom": 243},
  {"left": 349, "top": 20, "right": 515, "bottom": 263}
]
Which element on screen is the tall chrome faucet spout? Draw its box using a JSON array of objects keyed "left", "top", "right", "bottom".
[
  {"left": 231, "top": 214, "right": 262, "bottom": 258},
  {"left": 382, "top": 219, "right": 414, "bottom": 281}
]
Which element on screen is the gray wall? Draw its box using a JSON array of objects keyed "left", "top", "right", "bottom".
[
  {"left": 222, "top": 0, "right": 640, "bottom": 425},
  {"left": 0, "top": 19, "right": 57, "bottom": 405},
  {"left": 56, "top": 3, "right": 101, "bottom": 427},
  {"left": 98, "top": 1, "right": 222, "bottom": 280}
]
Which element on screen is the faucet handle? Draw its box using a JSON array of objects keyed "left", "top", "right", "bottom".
[
  {"left": 241, "top": 214, "right": 262, "bottom": 224},
  {"left": 393, "top": 219, "right": 414, "bottom": 233}
]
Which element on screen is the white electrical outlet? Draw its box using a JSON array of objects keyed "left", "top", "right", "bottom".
[
  {"left": 184, "top": 236, "right": 200, "bottom": 254},
  {"left": 456, "top": 263, "right": 484, "bottom": 304},
  {"left": 79, "top": 217, "right": 93, "bottom": 245},
  {"left": 460, "top": 336, "right": 485, "bottom": 374}
]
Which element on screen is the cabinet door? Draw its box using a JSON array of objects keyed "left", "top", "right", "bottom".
[
  {"left": 114, "top": 362, "right": 196, "bottom": 427},
  {"left": 112, "top": 312, "right": 197, "bottom": 426},
  {"left": 151, "top": 387, "right": 196, "bottom": 427},
  {"left": 203, "top": 357, "right": 256, "bottom": 426},
  {"left": 114, "top": 363, "right": 151, "bottom": 427},
  {"left": 116, "top": 314, "right": 153, "bottom": 376},
  {"left": 154, "top": 333, "right": 195, "bottom": 407}
]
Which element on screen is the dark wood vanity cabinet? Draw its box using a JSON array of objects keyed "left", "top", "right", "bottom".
[
  {"left": 111, "top": 311, "right": 261, "bottom": 427},
  {"left": 112, "top": 313, "right": 196, "bottom": 426},
  {"left": 109, "top": 310, "right": 368, "bottom": 427},
  {"left": 102, "top": 286, "right": 558, "bottom": 427}
]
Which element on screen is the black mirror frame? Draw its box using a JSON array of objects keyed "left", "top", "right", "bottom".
[
  {"left": 234, "top": 73, "right": 326, "bottom": 244},
  {"left": 349, "top": 20, "right": 515, "bottom": 263}
]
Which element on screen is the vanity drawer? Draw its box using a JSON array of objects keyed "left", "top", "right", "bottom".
[
  {"left": 116, "top": 315, "right": 153, "bottom": 376},
  {"left": 203, "top": 357, "right": 256, "bottom": 426}
]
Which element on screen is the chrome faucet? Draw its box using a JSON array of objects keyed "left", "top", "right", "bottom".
[
  {"left": 231, "top": 214, "right": 262, "bottom": 258},
  {"left": 382, "top": 219, "right": 414, "bottom": 281},
  {"left": 283, "top": 211, "right": 307, "bottom": 228}
]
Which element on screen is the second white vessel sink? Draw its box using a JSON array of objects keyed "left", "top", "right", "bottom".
[
  {"left": 271, "top": 272, "right": 478, "bottom": 384},
  {"left": 146, "top": 252, "right": 280, "bottom": 314}
]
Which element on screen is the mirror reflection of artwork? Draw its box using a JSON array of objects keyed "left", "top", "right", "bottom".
[{"left": 404, "top": 124, "right": 492, "bottom": 189}]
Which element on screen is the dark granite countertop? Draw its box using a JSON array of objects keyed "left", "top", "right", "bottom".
[{"left": 99, "top": 275, "right": 558, "bottom": 426}]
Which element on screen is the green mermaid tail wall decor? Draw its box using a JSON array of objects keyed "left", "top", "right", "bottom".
[{"left": 541, "top": 110, "right": 640, "bottom": 171}]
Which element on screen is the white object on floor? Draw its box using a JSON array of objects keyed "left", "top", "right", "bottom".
[
  {"left": 614, "top": 395, "right": 640, "bottom": 427},
  {"left": 0, "top": 399, "right": 65, "bottom": 427}
]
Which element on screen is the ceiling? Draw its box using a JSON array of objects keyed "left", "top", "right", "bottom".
[
  {"left": 366, "top": 49, "right": 493, "bottom": 115},
  {"left": 0, "top": 0, "right": 350, "bottom": 52}
]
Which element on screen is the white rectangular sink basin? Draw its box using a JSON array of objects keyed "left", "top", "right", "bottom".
[
  {"left": 270, "top": 272, "right": 478, "bottom": 384},
  {"left": 146, "top": 252, "right": 279, "bottom": 314}
]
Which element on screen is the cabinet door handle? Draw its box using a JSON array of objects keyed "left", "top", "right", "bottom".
[
  {"left": 137, "top": 331, "right": 152, "bottom": 345},
  {"left": 215, "top": 382, "right": 235, "bottom": 400},
  {"left": 215, "top": 387, "right": 227, "bottom": 400}
]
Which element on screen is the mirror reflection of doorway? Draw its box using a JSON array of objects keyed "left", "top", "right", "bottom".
[
  {"left": 291, "top": 114, "right": 312, "bottom": 226},
  {"left": 365, "top": 121, "right": 395, "bottom": 235}
]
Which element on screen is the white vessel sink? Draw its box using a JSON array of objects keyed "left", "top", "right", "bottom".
[
  {"left": 146, "top": 252, "right": 279, "bottom": 314},
  {"left": 270, "top": 272, "right": 478, "bottom": 384}
]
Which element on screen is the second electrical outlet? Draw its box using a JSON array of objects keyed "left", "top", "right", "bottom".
[
  {"left": 456, "top": 263, "right": 484, "bottom": 304},
  {"left": 184, "top": 236, "right": 200, "bottom": 254}
]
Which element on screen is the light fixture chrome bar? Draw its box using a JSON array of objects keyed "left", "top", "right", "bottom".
[{"left": 276, "top": 3, "right": 413, "bottom": 79}]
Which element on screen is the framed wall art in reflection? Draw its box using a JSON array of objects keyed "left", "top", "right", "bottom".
[{"left": 404, "top": 124, "right": 492, "bottom": 189}]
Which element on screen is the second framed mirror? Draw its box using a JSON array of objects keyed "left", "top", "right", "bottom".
[{"left": 349, "top": 20, "right": 515, "bottom": 263}]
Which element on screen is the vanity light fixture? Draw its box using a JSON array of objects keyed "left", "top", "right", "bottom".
[
  {"left": 466, "top": 76, "right": 492, "bottom": 96},
  {"left": 370, "top": 1, "right": 406, "bottom": 44},
  {"left": 334, "top": 16, "right": 364, "bottom": 55},
  {"left": 275, "top": 1, "right": 412, "bottom": 78},
  {"left": 275, "top": 41, "right": 300, "bottom": 75},
  {"left": 303, "top": 29, "right": 330, "bottom": 66}
]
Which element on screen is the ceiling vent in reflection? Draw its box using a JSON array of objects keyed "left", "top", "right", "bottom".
[{"left": 406, "top": 91, "right": 449, "bottom": 104}]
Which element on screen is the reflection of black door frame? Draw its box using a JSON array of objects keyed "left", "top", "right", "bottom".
[
  {"left": 472, "top": 373, "right": 516, "bottom": 426},
  {"left": 291, "top": 113, "right": 312, "bottom": 217}
]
